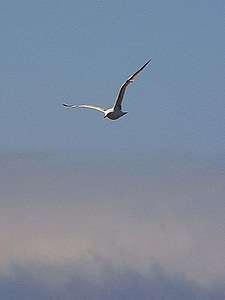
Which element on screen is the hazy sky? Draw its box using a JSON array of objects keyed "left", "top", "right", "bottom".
[{"left": 1, "top": 1, "right": 225, "bottom": 299}]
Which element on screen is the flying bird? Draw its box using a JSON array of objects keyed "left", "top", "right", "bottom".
[{"left": 63, "top": 59, "right": 151, "bottom": 120}]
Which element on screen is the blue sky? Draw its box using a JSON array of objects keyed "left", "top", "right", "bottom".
[{"left": 1, "top": 1, "right": 225, "bottom": 299}]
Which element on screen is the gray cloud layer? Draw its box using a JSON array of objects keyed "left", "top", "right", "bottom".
[
  {"left": 1, "top": 151, "right": 225, "bottom": 298},
  {"left": 0, "top": 262, "right": 225, "bottom": 300}
]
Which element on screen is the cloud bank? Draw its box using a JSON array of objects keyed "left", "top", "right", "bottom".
[{"left": 1, "top": 151, "right": 225, "bottom": 298}]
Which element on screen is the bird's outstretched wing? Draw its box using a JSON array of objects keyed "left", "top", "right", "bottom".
[
  {"left": 63, "top": 103, "right": 106, "bottom": 113},
  {"left": 113, "top": 59, "right": 151, "bottom": 110}
]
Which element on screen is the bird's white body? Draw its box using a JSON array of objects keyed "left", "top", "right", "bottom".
[
  {"left": 104, "top": 108, "right": 128, "bottom": 120},
  {"left": 63, "top": 59, "right": 151, "bottom": 120}
]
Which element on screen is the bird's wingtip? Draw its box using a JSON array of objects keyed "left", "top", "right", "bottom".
[{"left": 142, "top": 59, "right": 152, "bottom": 67}]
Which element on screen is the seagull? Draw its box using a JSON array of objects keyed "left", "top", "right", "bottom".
[{"left": 63, "top": 59, "right": 151, "bottom": 120}]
